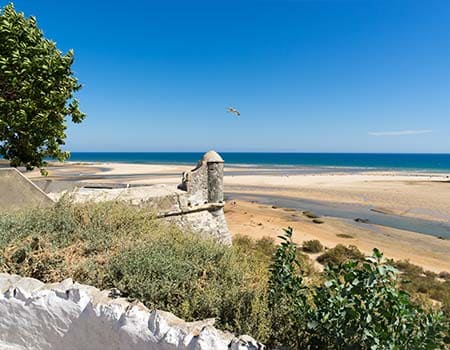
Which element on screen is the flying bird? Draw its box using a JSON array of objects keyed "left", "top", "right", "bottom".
[{"left": 227, "top": 107, "right": 240, "bottom": 117}]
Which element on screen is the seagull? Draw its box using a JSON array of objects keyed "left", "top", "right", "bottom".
[{"left": 227, "top": 107, "right": 240, "bottom": 117}]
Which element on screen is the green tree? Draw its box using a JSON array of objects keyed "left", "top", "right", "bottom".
[{"left": 0, "top": 3, "right": 85, "bottom": 173}]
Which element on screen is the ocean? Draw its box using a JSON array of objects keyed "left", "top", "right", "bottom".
[{"left": 68, "top": 152, "right": 450, "bottom": 173}]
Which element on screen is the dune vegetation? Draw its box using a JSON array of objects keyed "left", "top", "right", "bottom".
[{"left": 0, "top": 201, "right": 448, "bottom": 349}]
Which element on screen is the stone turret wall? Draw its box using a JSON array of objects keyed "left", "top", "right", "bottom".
[
  {"left": 171, "top": 151, "right": 229, "bottom": 243},
  {"left": 207, "top": 155, "right": 224, "bottom": 203},
  {"left": 178, "top": 150, "right": 224, "bottom": 206}
]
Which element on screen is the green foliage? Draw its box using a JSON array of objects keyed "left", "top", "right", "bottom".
[
  {"left": 310, "top": 249, "right": 447, "bottom": 349},
  {"left": 268, "top": 229, "right": 449, "bottom": 349},
  {"left": 1, "top": 205, "right": 449, "bottom": 348},
  {"left": 254, "top": 236, "right": 277, "bottom": 257},
  {"left": 335, "top": 233, "right": 354, "bottom": 239},
  {"left": 268, "top": 227, "right": 309, "bottom": 349},
  {"left": 317, "top": 244, "right": 365, "bottom": 266},
  {"left": 0, "top": 201, "right": 271, "bottom": 342},
  {"left": 0, "top": 4, "right": 85, "bottom": 172},
  {"left": 439, "top": 271, "right": 450, "bottom": 280},
  {"left": 302, "top": 239, "right": 324, "bottom": 253},
  {"left": 393, "top": 259, "right": 424, "bottom": 275},
  {"left": 392, "top": 259, "right": 450, "bottom": 321},
  {"left": 106, "top": 233, "right": 270, "bottom": 339},
  {"left": 0, "top": 200, "right": 161, "bottom": 281}
]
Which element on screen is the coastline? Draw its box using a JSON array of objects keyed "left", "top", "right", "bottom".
[
  {"left": 16, "top": 160, "right": 450, "bottom": 273},
  {"left": 225, "top": 199, "right": 450, "bottom": 273},
  {"left": 64, "top": 152, "right": 450, "bottom": 173}
]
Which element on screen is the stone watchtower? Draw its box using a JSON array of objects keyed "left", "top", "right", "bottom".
[
  {"left": 175, "top": 151, "right": 230, "bottom": 244},
  {"left": 178, "top": 150, "right": 224, "bottom": 206}
]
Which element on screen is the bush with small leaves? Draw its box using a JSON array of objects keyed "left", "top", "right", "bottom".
[
  {"left": 268, "top": 227, "right": 310, "bottom": 349},
  {"left": 0, "top": 201, "right": 271, "bottom": 342},
  {"left": 309, "top": 249, "right": 448, "bottom": 349},
  {"left": 268, "top": 229, "right": 449, "bottom": 349},
  {"left": 302, "top": 239, "right": 324, "bottom": 253},
  {"left": 317, "top": 244, "right": 365, "bottom": 266}
]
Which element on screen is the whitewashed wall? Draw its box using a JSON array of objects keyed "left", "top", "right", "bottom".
[{"left": 0, "top": 273, "right": 263, "bottom": 350}]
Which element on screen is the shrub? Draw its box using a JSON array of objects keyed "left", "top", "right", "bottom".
[
  {"left": 390, "top": 260, "right": 450, "bottom": 318},
  {"left": 393, "top": 259, "right": 424, "bottom": 276},
  {"left": 232, "top": 234, "right": 254, "bottom": 251},
  {"left": 424, "top": 270, "right": 438, "bottom": 278},
  {"left": 0, "top": 200, "right": 161, "bottom": 281},
  {"left": 233, "top": 235, "right": 276, "bottom": 264},
  {"left": 268, "top": 229, "right": 449, "bottom": 349},
  {"left": 335, "top": 233, "right": 354, "bottom": 238},
  {"left": 268, "top": 227, "right": 309, "bottom": 349},
  {"left": 254, "top": 236, "right": 277, "bottom": 258},
  {"left": 0, "top": 201, "right": 271, "bottom": 342},
  {"left": 439, "top": 271, "right": 450, "bottom": 280},
  {"left": 302, "top": 239, "right": 324, "bottom": 253},
  {"left": 1, "top": 204, "right": 449, "bottom": 349},
  {"left": 106, "top": 231, "right": 270, "bottom": 339},
  {"left": 311, "top": 249, "right": 447, "bottom": 349},
  {"left": 317, "top": 244, "right": 365, "bottom": 266}
]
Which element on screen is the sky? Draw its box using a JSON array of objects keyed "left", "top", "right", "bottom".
[{"left": 5, "top": 0, "right": 450, "bottom": 153}]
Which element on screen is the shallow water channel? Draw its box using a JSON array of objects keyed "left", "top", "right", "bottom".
[{"left": 228, "top": 192, "right": 450, "bottom": 240}]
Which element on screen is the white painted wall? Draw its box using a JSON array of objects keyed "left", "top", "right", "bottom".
[{"left": 0, "top": 273, "right": 263, "bottom": 350}]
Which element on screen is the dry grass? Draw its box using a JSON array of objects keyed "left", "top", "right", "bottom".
[{"left": 0, "top": 200, "right": 272, "bottom": 341}]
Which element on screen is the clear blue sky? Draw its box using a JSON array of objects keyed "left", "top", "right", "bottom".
[{"left": 7, "top": 0, "right": 450, "bottom": 153}]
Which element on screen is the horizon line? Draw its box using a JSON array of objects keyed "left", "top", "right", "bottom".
[{"left": 67, "top": 151, "right": 450, "bottom": 155}]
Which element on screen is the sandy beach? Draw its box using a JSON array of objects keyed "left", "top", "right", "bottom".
[{"left": 25, "top": 161, "right": 450, "bottom": 273}]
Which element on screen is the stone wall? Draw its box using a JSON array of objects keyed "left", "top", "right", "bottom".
[
  {"left": 0, "top": 273, "right": 263, "bottom": 350},
  {"left": 67, "top": 151, "right": 231, "bottom": 243},
  {"left": 1, "top": 151, "right": 231, "bottom": 243},
  {"left": 170, "top": 150, "right": 229, "bottom": 243}
]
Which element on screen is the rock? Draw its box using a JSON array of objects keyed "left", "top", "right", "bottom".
[
  {"left": 230, "top": 335, "right": 265, "bottom": 349},
  {"left": 108, "top": 288, "right": 122, "bottom": 298}
]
